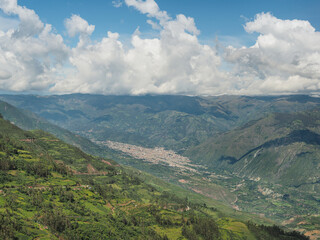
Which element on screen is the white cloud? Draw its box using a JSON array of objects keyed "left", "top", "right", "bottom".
[
  {"left": 0, "top": 0, "right": 43, "bottom": 37},
  {"left": 52, "top": 1, "right": 227, "bottom": 95},
  {"left": 147, "top": 19, "right": 161, "bottom": 30},
  {"left": 0, "top": 68, "right": 11, "bottom": 79},
  {"left": 125, "top": 0, "right": 170, "bottom": 24},
  {"left": 225, "top": 12, "right": 320, "bottom": 94},
  {"left": 64, "top": 14, "right": 95, "bottom": 48},
  {"left": 64, "top": 14, "right": 95, "bottom": 38},
  {"left": 112, "top": 0, "right": 123, "bottom": 8},
  {"left": 0, "top": 15, "right": 19, "bottom": 31},
  {"left": 0, "top": 0, "right": 69, "bottom": 92},
  {"left": 0, "top": 1, "right": 319, "bottom": 96}
]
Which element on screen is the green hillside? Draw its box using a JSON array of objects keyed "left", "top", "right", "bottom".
[
  {"left": 186, "top": 109, "right": 320, "bottom": 187},
  {"left": 184, "top": 109, "right": 320, "bottom": 238},
  {"left": 1, "top": 94, "right": 319, "bottom": 238},
  {"left": 0, "top": 100, "right": 132, "bottom": 161},
  {"left": 0, "top": 116, "right": 308, "bottom": 239},
  {"left": 1, "top": 94, "right": 320, "bottom": 152}
]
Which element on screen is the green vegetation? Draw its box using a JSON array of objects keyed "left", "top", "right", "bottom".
[
  {"left": 183, "top": 109, "right": 320, "bottom": 236},
  {"left": 0, "top": 100, "right": 121, "bottom": 160},
  {"left": 0, "top": 115, "right": 308, "bottom": 239},
  {"left": 186, "top": 109, "right": 320, "bottom": 187},
  {"left": 2, "top": 94, "right": 320, "bottom": 152},
  {"left": 1, "top": 94, "right": 319, "bottom": 238}
]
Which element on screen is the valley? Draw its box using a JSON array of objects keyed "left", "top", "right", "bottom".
[
  {"left": 0, "top": 0, "right": 319, "bottom": 239},
  {"left": 0, "top": 113, "right": 308, "bottom": 239},
  {"left": 97, "top": 140, "right": 203, "bottom": 173},
  {"left": 2, "top": 94, "right": 320, "bottom": 152},
  {"left": 95, "top": 138, "right": 320, "bottom": 239},
  {"left": 0, "top": 94, "right": 319, "bottom": 239}
]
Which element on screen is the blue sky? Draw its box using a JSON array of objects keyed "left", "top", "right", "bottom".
[
  {"left": 0, "top": 0, "right": 319, "bottom": 96},
  {"left": 18, "top": 0, "right": 320, "bottom": 46}
]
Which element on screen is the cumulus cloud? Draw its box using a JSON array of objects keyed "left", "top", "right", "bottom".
[
  {"left": 65, "top": 14, "right": 95, "bottom": 38},
  {"left": 0, "top": 0, "right": 43, "bottom": 37},
  {"left": 52, "top": 0, "right": 227, "bottom": 95},
  {"left": 0, "top": 69, "right": 11, "bottom": 80},
  {"left": 0, "top": 0, "right": 319, "bottom": 95},
  {"left": 125, "top": 0, "right": 170, "bottom": 24},
  {"left": 0, "top": 0, "right": 69, "bottom": 92},
  {"left": 225, "top": 12, "right": 320, "bottom": 94},
  {"left": 146, "top": 19, "right": 161, "bottom": 30},
  {"left": 0, "top": 15, "right": 19, "bottom": 31},
  {"left": 64, "top": 14, "right": 95, "bottom": 47}
]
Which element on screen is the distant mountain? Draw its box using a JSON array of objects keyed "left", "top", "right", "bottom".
[
  {"left": 186, "top": 109, "right": 320, "bottom": 188},
  {"left": 0, "top": 100, "right": 123, "bottom": 160},
  {"left": 1, "top": 94, "right": 320, "bottom": 152},
  {"left": 1, "top": 95, "right": 319, "bottom": 238},
  {"left": 0, "top": 113, "right": 307, "bottom": 239}
]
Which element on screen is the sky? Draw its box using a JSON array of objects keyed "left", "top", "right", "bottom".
[{"left": 0, "top": 0, "right": 319, "bottom": 96}]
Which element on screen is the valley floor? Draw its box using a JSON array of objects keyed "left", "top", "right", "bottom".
[{"left": 96, "top": 140, "right": 320, "bottom": 240}]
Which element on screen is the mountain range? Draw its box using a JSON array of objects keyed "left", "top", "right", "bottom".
[
  {"left": 0, "top": 94, "right": 319, "bottom": 239},
  {"left": 1, "top": 94, "right": 320, "bottom": 152},
  {"left": 186, "top": 109, "right": 320, "bottom": 188},
  {"left": 0, "top": 111, "right": 308, "bottom": 239}
]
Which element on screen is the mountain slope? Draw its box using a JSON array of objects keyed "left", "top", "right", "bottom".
[
  {"left": 0, "top": 100, "right": 125, "bottom": 160},
  {"left": 186, "top": 109, "right": 320, "bottom": 188},
  {"left": 1, "top": 94, "right": 320, "bottom": 152},
  {"left": 0, "top": 114, "right": 309, "bottom": 239}
]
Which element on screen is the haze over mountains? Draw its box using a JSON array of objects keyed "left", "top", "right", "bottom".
[
  {"left": 0, "top": 100, "right": 118, "bottom": 159},
  {"left": 1, "top": 94, "right": 320, "bottom": 187},
  {"left": 186, "top": 110, "right": 320, "bottom": 187},
  {"left": 1, "top": 94, "right": 320, "bottom": 151},
  {"left": 0, "top": 93, "right": 319, "bottom": 239},
  {"left": 1, "top": 97, "right": 314, "bottom": 239},
  {"left": 0, "top": 0, "right": 319, "bottom": 239}
]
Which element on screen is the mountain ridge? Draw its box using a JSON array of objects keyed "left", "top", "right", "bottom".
[
  {"left": 0, "top": 111, "right": 308, "bottom": 239},
  {"left": 1, "top": 94, "right": 320, "bottom": 152},
  {"left": 185, "top": 109, "right": 320, "bottom": 188}
]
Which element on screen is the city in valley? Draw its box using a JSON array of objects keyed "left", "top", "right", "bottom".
[{"left": 96, "top": 140, "right": 203, "bottom": 173}]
